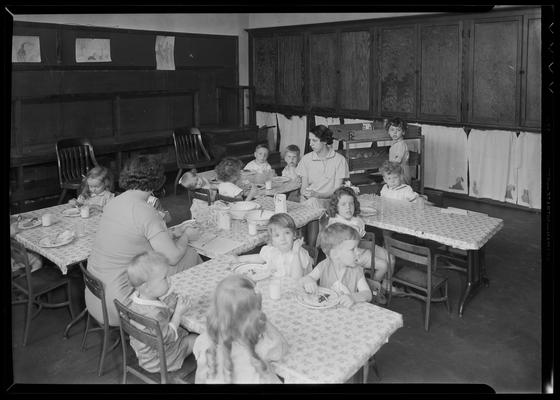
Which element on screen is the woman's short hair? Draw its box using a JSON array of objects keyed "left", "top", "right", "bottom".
[
  {"left": 310, "top": 124, "right": 334, "bottom": 145},
  {"left": 267, "top": 213, "right": 297, "bottom": 236},
  {"left": 215, "top": 157, "right": 243, "bottom": 182},
  {"left": 385, "top": 117, "right": 408, "bottom": 133},
  {"left": 379, "top": 160, "right": 404, "bottom": 176},
  {"left": 119, "top": 155, "right": 166, "bottom": 192},
  {"left": 319, "top": 223, "right": 360, "bottom": 254},
  {"left": 327, "top": 186, "right": 361, "bottom": 218},
  {"left": 127, "top": 251, "right": 169, "bottom": 288}
]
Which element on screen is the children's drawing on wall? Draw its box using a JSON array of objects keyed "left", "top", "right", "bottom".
[
  {"left": 521, "top": 189, "right": 531, "bottom": 207},
  {"left": 75, "top": 38, "right": 111, "bottom": 63},
  {"left": 505, "top": 184, "right": 516, "bottom": 201},
  {"left": 12, "top": 36, "right": 41, "bottom": 63},
  {"left": 155, "top": 36, "right": 175, "bottom": 70}
]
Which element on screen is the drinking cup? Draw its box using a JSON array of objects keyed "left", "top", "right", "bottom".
[
  {"left": 248, "top": 220, "right": 257, "bottom": 235},
  {"left": 74, "top": 220, "right": 86, "bottom": 237},
  {"left": 41, "top": 213, "right": 54, "bottom": 227},
  {"left": 265, "top": 180, "right": 272, "bottom": 190},
  {"left": 80, "top": 206, "right": 90, "bottom": 218},
  {"left": 269, "top": 279, "right": 281, "bottom": 300}
]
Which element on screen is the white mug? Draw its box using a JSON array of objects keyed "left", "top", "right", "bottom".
[
  {"left": 41, "top": 213, "right": 54, "bottom": 227},
  {"left": 265, "top": 180, "right": 272, "bottom": 190}
]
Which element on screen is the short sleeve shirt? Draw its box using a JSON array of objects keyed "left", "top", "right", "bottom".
[
  {"left": 259, "top": 245, "right": 312, "bottom": 278},
  {"left": 313, "top": 258, "right": 365, "bottom": 295},
  {"left": 296, "top": 148, "right": 349, "bottom": 195},
  {"left": 244, "top": 160, "right": 272, "bottom": 174},
  {"left": 380, "top": 183, "right": 418, "bottom": 202}
]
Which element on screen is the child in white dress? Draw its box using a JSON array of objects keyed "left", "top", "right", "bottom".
[
  {"left": 231, "top": 213, "right": 313, "bottom": 279},
  {"left": 126, "top": 251, "right": 197, "bottom": 374},
  {"left": 386, "top": 118, "right": 410, "bottom": 184},
  {"left": 300, "top": 223, "right": 372, "bottom": 308},
  {"left": 244, "top": 144, "right": 273, "bottom": 174},
  {"left": 326, "top": 186, "right": 391, "bottom": 304},
  {"left": 193, "top": 274, "right": 288, "bottom": 383},
  {"left": 68, "top": 166, "right": 115, "bottom": 210}
]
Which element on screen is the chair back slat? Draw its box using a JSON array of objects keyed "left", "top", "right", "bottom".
[
  {"left": 56, "top": 138, "right": 98, "bottom": 187},
  {"left": 11, "top": 239, "right": 33, "bottom": 296},
  {"left": 114, "top": 299, "right": 168, "bottom": 383},
  {"left": 173, "top": 127, "right": 212, "bottom": 168},
  {"left": 80, "top": 264, "right": 112, "bottom": 327}
]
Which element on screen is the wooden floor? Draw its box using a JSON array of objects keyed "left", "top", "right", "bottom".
[{"left": 8, "top": 190, "right": 543, "bottom": 392}]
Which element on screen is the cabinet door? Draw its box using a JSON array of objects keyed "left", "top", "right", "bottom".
[
  {"left": 340, "top": 30, "right": 371, "bottom": 112},
  {"left": 253, "top": 35, "right": 277, "bottom": 104},
  {"left": 277, "top": 34, "right": 304, "bottom": 106},
  {"left": 378, "top": 25, "right": 418, "bottom": 118},
  {"left": 467, "top": 17, "right": 522, "bottom": 126},
  {"left": 419, "top": 22, "right": 462, "bottom": 122},
  {"left": 309, "top": 31, "right": 337, "bottom": 109},
  {"left": 521, "top": 16, "right": 541, "bottom": 128}
]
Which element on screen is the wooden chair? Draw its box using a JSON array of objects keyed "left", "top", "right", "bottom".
[
  {"left": 11, "top": 239, "right": 74, "bottom": 346},
  {"left": 383, "top": 232, "right": 451, "bottom": 331},
  {"left": 55, "top": 138, "right": 99, "bottom": 204},
  {"left": 302, "top": 244, "right": 318, "bottom": 271},
  {"left": 173, "top": 127, "right": 218, "bottom": 196},
  {"left": 113, "top": 299, "right": 195, "bottom": 384},
  {"left": 80, "top": 264, "right": 120, "bottom": 376}
]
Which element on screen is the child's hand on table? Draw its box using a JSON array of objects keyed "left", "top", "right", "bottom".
[
  {"left": 339, "top": 294, "right": 355, "bottom": 309},
  {"left": 175, "top": 295, "right": 192, "bottom": 315},
  {"left": 302, "top": 278, "right": 317, "bottom": 294}
]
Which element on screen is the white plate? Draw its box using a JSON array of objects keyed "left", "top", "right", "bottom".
[
  {"left": 61, "top": 208, "right": 81, "bottom": 217},
  {"left": 295, "top": 287, "right": 340, "bottom": 309},
  {"left": 17, "top": 218, "right": 41, "bottom": 230},
  {"left": 360, "top": 207, "right": 378, "bottom": 217},
  {"left": 38, "top": 232, "right": 76, "bottom": 248},
  {"left": 272, "top": 176, "right": 290, "bottom": 183},
  {"left": 233, "top": 263, "right": 271, "bottom": 282}
]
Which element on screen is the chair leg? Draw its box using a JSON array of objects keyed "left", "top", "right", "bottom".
[
  {"left": 81, "top": 314, "right": 91, "bottom": 351},
  {"left": 362, "top": 362, "right": 369, "bottom": 383},
  {"left": 66, "top": 282, "right": 75, "bottom": 319},
  {"left": 98, "top": 323, "right": 110, "bottom": 376},
  {"left": 424, "top": 296, "right": 431, "bottom": 331},
  {"left": 22, "top": 298, "right": 34, "bottom": 346},
  {"left": 58, "top": 189, "right": 68, "bottom": 205},
  {"left": 120, "top": 331, "right": 128, "bottom": 384},
  {"left": 174, "top": 169, "right": 183, "bottom": 196},
  {"left": 443, "top": 284, "right": 451, "bottom": 314}
]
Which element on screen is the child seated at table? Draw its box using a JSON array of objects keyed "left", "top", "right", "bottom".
[
  {"left": 179, "top": 169, "right": 213, "bottom": 191},
  {"left": 215, "top": 157, "right": 258, "bottom": 201},
  {"left": 68, "top": 165, "right": 115, "bottom": 210},
  {"left": 379, "top": 161, "right": 422, "bottom": 203},
  {"left": 282, "top": 145, "right": 301, "bottom": 202},
  {"left": 193, "top": 274, "right": 288, "bottom": 383},
  {"left": 244, "top": 144, "right": 273, "bottom": 175},
  {"left": 327, "top": 186, "right": 391, "bottom": 304},
  {"left": 126, "top": 251, "right": 198, "bottom": 374},
  {"left": 301, "top": 223, "right": 372, "bottom": 308},
  {"left": 10, "top": 216, "right": 43, "bottom": 273},
  {"left": 386, "top": 117, "right": 410, "bottom": 184},
  {"left": 230, "top": 213, "right": 313, "bottom": 279}
]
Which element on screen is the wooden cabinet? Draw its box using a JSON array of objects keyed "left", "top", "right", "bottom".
[
  {"left": 377, "top": 25, "right": 418, "bottom": 118},
  {"left": 466, "top": 16, "right": 522, "bottom": 127},
  {"left": 277, "top": 34, "right": 304, "bottom": 106},
  {"left": 340, "top": 29, "right": 371, "bottom": 112},
  {"left": 253, "top": 35, "right": 277, "bottom": 104},
  {"left": 418, "top": 22, "right": 463, "bottom": 122},
  {"left": 308, "top": 31, "right": 337, "bottom": 109},
  {"left": 521, "top": 15, "right": 541, "bottom": 128}
]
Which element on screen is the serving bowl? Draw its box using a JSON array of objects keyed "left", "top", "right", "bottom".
[{"left": 228, "top": 201, "right": 261, "bottom": 220}]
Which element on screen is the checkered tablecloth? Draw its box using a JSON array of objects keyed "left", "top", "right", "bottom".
[
  {"left": 13, "top": 204, "right": 102, "bottom": 274},
  {"left": 169, "top": 258, "right": 403, "bottom": 384},
  {"left": 198, "top": 170, "right": 301, "bottom": 196},
  {"left": 357, "top": 194, "right": 504, "bottom": 250},
  {"left": 170, "top": 196, "right": 325, "bottom": 259}
]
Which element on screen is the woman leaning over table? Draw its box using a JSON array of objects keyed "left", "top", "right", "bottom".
[
  {"left": 296, "top": 124, "right": 349, "bottom": 246},
  {"left": 85, "top": 155, "right": 202, "bottom": 326}
]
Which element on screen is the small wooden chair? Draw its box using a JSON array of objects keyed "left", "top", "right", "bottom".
[
  {"left": 173, "top": 127, "right": 218, "bottom": 196},
  {"left": 80, "top": 264, "right": 120, "bottom": 376},
  {"left": 55, "top": 138, "right": 99, "bottom": 204},
  {"left": 384, "top": 232, "right": 451, "bottom": 331},
  {"left": 113, "top": 299, "right": 195, "bottom": 384},
  {"left": 11, "top": 239, "right": 74, "bottom": 346}
]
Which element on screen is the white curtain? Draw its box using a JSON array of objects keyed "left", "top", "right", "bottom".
[
  {"left": 422, "top": 124, "right": 468, "bottom": 194},
  {"left": 315, "top": 116, "right": 341, "bottom": 150},
  {"left": 467, "top": 129, "right": 516, "bottom": 202},
  {"left": 516, "top": 132, "right": 541, "bottom": 209},
  {"left": 256, "top": 111, "right": 278, "bottom": 151},
  {"left": 276, "top": 113, "right": 308, "bottom": 156}
]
